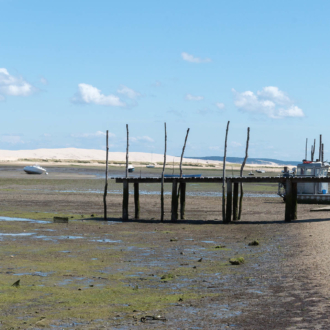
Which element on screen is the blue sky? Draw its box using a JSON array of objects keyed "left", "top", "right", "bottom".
[{"left": 1, "top": 0, "right": 330, "bottom": 160}]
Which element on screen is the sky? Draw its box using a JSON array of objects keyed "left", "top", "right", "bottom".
[{"left": 1, "top": 0, "right": 330, "bottom": 161}]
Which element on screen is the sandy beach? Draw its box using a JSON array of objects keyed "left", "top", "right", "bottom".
[{"left": 0, "top": 164, "right": 329, "bottom": 328}]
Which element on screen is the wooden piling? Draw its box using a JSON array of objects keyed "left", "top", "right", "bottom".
[
  {"left": 134, "top": 182, "right": 140, "bottom": 219},
  {"left": 291, "top": 182, "right": 297, "bottom": 220},
  {"left": 161, "top": 123, "right": 167, "bottom": 221},
  {"left": 180, "top": 182, "right": 186, "bottom": 220},
  {"left": 171, "top": 180, "right": 178, "bottom": 221},
  {"left": 285, "top": 178, "right": 292, "bottom": 222},
  {"left": 103, "top": 130, "right": 109, "bottom": 220},
  {"left": 122, "top": 180, "right": 129, "bottom": 220},
  {"left": 238, "top": 127, "right": 250, "bottom": 220},
  {"left": 225, "top": 179, "right": 232, "bottom": 223},
  {"left": 233, "top": 182, "right": 239, "bottom": 220},
  {"left": 222, "top": 121, "right": 230, "bottom": 221}
]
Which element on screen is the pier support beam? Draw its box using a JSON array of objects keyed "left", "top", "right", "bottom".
[
  {"left": 225, "top": 179, "right": 232, "bottom": 223},
  {"left": 233, "top": 182, "right": 239, "bottom": 220},
  {"left": 285, "top": 178, "right": 298, "bottom": 222},
  {"left": 180, "top": 182, "right": 186, "bottom": 220},
  {"left": 171, "top": 180, "right": 178, "bottom": 221},
  {"left": 134, "top": 182, "right": 140, "bottom": 219},
  {"left": 122, "top": 180, "right": 129, "bottom": 220},
  {"left": 291, "top": 182, "right": 297, "bottom": 220}
]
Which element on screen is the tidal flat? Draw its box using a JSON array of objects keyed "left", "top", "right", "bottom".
[{"left": 1, "top": 165, "right": 330, "bottom": 329}]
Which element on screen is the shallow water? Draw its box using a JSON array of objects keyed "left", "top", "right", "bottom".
[{"left": 0, "top": 216, "right": 48, "bottom": 224}]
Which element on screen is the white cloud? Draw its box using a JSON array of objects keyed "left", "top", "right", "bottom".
[
  {"left": 0, "top": 134, "right": 24, "bottom": 144},
  {"left": 186, "top": 94, "right": 204, "bottom": 101},
  {"left": 117, "top": 85, "right": 141, "bottom": 99},
  {"left": 209, "top": 146, "right": 220, "bottom": 151},
  {"left": 40, "top": 77, "right": 48, "bottom": 85},
  {"left": 0, "top": 68, "right": 37, "bottom": 100},
  {"left": 231, "top": 141, "right": 242, "bottom": 147},
  {"left": 232, "top": 86, "right": 304, "bottom": 119},
  {"left": 72, "top": 83, "right": 126, "bottom": 107},
  {"left": 215, "top": 102, "right": 225, "bottom": 110},
  {"left": 130, "top": 136, "right": 154, "bottom": 143},
  {"left": 181, "top": 52, "right": 211, "bottom": 63},
  {"left": 71, "top": 131, "right": 115, "bottom": 138},
  {"left": 152, "top": 81, "right": 162, "bottom": 87}
]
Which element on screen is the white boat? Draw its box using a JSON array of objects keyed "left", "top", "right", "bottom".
[
  {"left": 23, "top": 164, "right": 48, "bottom": 175},
  {"left": 128, "top": 164, "right": 135, "bottom": 173},
  {"left": 256, "top": 169, "right": 265, "bottom": 173},
  {"left": 146, "top": 163, "right": 155, "bottom": 168},
  {"left": 248, "top": 171, "right": 254, "bottom": 176}
]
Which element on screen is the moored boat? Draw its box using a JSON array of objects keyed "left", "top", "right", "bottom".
[
  {"left": 128, "top": 165, "right": 135, "bottom": 173},
  {"left": 24, "top": 164, "right": 48, "bottom": 175}
]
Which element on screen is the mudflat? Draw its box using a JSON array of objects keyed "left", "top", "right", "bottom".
[{"left": 0, "top": 165, "right": 330, "bottom": 329}]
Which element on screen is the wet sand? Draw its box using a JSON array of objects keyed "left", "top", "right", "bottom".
[{"left": 0, "top": 166, "right": 330, "bottom": 328}]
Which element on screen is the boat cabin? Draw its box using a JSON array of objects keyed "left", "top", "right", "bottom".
[{"left": 296, "top": 161, "right": 329, "bottom": 194}]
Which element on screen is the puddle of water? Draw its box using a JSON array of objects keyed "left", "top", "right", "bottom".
[
  {"left": 91, "top": 239, "right": 121, "bottom": 243},
  {"left": 0, "top": 216, "right": 48, "bottom": 224},
  {"left": 23, "top": 188, "right": 279, "bottom": 198},
  {"left": 0, "top": 233, "right": 35, "bottom": 237},
  {"left": 14, "top": 271, "right": 52, "bottom": 277},
  {"left": 201, "top": 241, "right": 215, "bottom": 244}
]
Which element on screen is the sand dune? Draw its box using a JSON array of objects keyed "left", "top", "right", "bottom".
[{"left": 0, "top": 148, "right": 215, "bottom": 164}]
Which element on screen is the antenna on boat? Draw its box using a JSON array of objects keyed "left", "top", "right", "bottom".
[
  {"left": 319, "top": 135, "right": 322, "bottom": 162},
  {"left": 305, "top": 138, "right": 308, "bottom": 160}
]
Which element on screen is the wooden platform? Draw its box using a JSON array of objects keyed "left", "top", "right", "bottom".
[{"left": 111, "top": 176, "right": 330, "bottom": 223}]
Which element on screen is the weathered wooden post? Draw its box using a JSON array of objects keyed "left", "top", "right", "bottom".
[
  {"left": 103, "top": 130, "right": 109, "bottom": 220},
  {"left": 161, "top": 123, "right": 167, "bottom": 221},
  {"left": 180, "top": 181, "right": 186, "bottom": 220},
  {"left": 238, "top": 127, "right": 250, "bottom": 220},
  {"left": 179, "top": 128, "right": 190, "bottom": 219},
  {"left": 291, "top": 181, "right": 297, "bottom": 220},
  {"left": 123, "top": 179, "right": 129, "bottom": 220},
  {"left": 225, "top": 178, "right": 232, "bottom": 223},
  {"left": 285, "top": 178, "right": 292, "bottom": 222},
  {"left": 171, "top": 179, "right": 178, "bottom": 221},
  {"left": 233, "top": 182, "right": 239, "bottom": 220},
  {"left": 222, "top": 121, "right": 230, "bottom": 221},
  {"left": 122, "top": 124, "right": 129, "bottom": 220},
  {"left": 134, "top": 182, "right": 140, "bottom": 219}
]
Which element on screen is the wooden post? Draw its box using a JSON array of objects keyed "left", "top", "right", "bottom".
[
  {"left": 103, "top": 130, "right": 109, "bottom": 220},
  {"left": 178, "top": 128, "right": 190, "bottom": 220},
  {"left": 285, "top": 178, "right": 292, "bottom": 222},
  {"left": 222, "top": 121, "right": 230, "bottom": 221},
  {"left": 180, "top": 182, "right": 186, "bottom": 220},
  {"left": 225, "top": 179, "right": 232, "bottom": 223},
  {"left": 126, "top": 124, "right": 129, "bottom": 178},
  {"left": 305, "top": 138, "right": 308, "bottom": 160},
  {"left": 134, "top": 182, "right": 140, "bottom": 219},
  {"left": 238, "top": 127, "right": 250, "bottom": 220},
  {"left": 291, "top": 182, "right": 297, "bottom": 220},
  {"left": 180, "top": 128, "right": 190, "bottom": 178},
  {"left": 161, "top": 123, "right": 167, "bottom": 221},
  {"left": 122, "top": 179, "right": 129, "bottom": 220},
  {"left": 171, "top": 180, "right": 178, "bottom": 221},
  {"left": 233, "top": 182, "right": 239, "bottom": 220}
]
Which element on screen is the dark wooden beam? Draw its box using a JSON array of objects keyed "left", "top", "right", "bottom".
[
  {"left": 134, "top": 182, "right": 140, "bottom": 219},
  {"left": 285, "top": 179, "right": 292, "bottom": 222},
  {"left": 171, "top": 180, "right": 178, "bottom": 221},
  {"left": 122, "top": 180, "right": 129, "bottom": 220},
  {"left": 180, "top": 182, "right": 186, "bottom": 220},
  {"left": 233, "top": 182, "right": 239, "bottom": 220},
  {"left": 225, "top": 179, "right": 232, "bottom": 223}
]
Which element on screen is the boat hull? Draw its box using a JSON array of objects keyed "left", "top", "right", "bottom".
[{"left": 23, "top": 166, "right": 47, "bottom": 175}]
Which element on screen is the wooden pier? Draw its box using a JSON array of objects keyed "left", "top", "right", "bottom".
[{"left": 113, "top": 176, "right": 330, "bottom": 222}]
